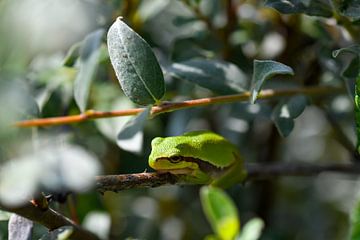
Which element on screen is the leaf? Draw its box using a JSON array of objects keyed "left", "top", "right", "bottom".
[
  {"left": 117, "top": 107, "right": 151, "bottom": 154},
  {"left": 62, "top": 42, "right": 81, "bottom": 67},
  {"left": 107, "top": 17, "right": 165, "bottom": 105},
  {"left": 200, "top": 186, "right": 240, "bottom": 240},
  {"left": 39, "top": 143, "right": 101, "bottom": 192},
  {"left": 272, "top": 95, "right": 309, "bottom": 137},
  {"left": 83, "top": 211, "right": 111, "bottom": 240},
  {"left": 74, "top": 29, "right": 105, "bottom": 112},
  {"left": 8, "top": 214, "right": 33, "bottom": 240},
  {"left": 350, "top": 194, "right": 360, "bottom": 240},
  {"left": 237, "top": 218, "right": 264, "bottom": 240},
  {"left": 0, "top": 157, "right": 41, "bottom": 206},
  {"left": 35, "top": 67, "right": 77, "bottom": 111},
  {"left": 0, "top": 210, "right": 11, "bottom": 221},
  {"left": 333, "top": 45, "right": 360, "bottom": 98},
  {"left": 0, "top": 142, "right": 100, "bottom": 207},
  {"left": 95, "top": 96, "right": 135, "bottom": 142},
  {"left": 332, "top": 45, "right": 360, "bottom": 58},
  {"left": 338, "top": 0, "right": 360, "bottom": 21},
  {"left": 40, "top": 226, "right": 74, "bottom": 240},
  {"left": 168, "top": 59, "right": 248, "bottom": 94},
  {"left": 265, "top": 0, "right": 333, "bottom": 17},
  {"left": 250, "top": 60, "right": 294, "bottom": 104}
]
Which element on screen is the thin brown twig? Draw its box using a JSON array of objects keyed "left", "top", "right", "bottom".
[
  {"left": 0, "top": 202, "right": 100, "bottom": 240},
  {"left": 16, "top": 86, "right": 344, "bottom": 128},
  {"left": 95, "top": 162, "right": 360, "bottom": 193}
]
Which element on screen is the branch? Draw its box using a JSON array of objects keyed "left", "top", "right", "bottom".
[
  {"left": 0, "top": 202, "right": 100, "bottom": 240},
  {"left": 95, "top": 163, "right": 360, "bottom": 193},
  {"left": 16, "top": 86, "right": 343, "bottom": 128}
]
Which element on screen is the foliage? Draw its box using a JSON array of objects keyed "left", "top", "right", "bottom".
[{"left": 0, "top": 0, "right": 360, "bottom": 239}]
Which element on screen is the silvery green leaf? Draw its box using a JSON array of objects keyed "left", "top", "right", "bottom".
[
  {"left": 8, "top": 214, "right": 33, "bottom": 240},
  {"left": 250, "top": 60, "right": 294, "bottom": 104},
  {"left": 107, "top": 18, "right": 165, "bottom": 105},
  {"left": 168, "top": 59, "right": 247, "bottom": 94},
  {"left": 265, "top": 0, "right": 332, "bottom": 17},
  {"left": 272, "top": 95, "right": 309, "bottom": 137},
  {"left": 74, "top": 29, "right": 105, "bottom": 112},
  {"left": 117, "top": 107, "right": 151, "bottom": 154},
  {"left": 0, "top": 157, "right": 41, "bottom": 207}
]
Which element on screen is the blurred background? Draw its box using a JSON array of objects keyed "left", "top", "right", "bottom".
[{"left": 0, "top": 0, "right": 358, "bottom": 239}]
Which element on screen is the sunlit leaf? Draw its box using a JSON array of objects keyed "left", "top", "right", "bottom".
[
  {"left": 74, "top": 28, "right": 105, "bottom": 112},
  {"left": 265, "top": 0, "right": 332, "bottom": 17},
  {"left": 0, "top": 142, "right": 100, "bottom": 207},
  {"left": 0, "top": 157, "right": 40, "bottom": 206},
  {"left": 168, "top": 59, "right": 247, "bottom": 94},
  {"left": 83, "top": 211, "right": 111, "bottom": 239},
  {"left": 200, "top": 186, "right": 240, "bottom": 240},
  {"left": 40, "top": 226, "right": 74, "bottom": 240},
  {"left": 92, "top": 82, "right": 136, "bottom": 142},
  {"left": 8, "top": 214, "right": 33, "bottom": 240},
  {"left": 250, "top": 60, "right": 294, "bottom": 104},
  {"left": 0, "top": 210, "right": 11, "bottom": 221},
  {"left": 117, "top": 107, "right": 151, "bottom": 154},
  {"left": 237, "top": 218, "right": 264, "bottom": 240},
  {"left": 107, "top": 17, "right": 165, "bottom": 105},
  {"left": 39, "top": 143, "right": 101, "bottom": 192},
  {"left": 272, "top": 95, "right": 309, "bottom": 137}
]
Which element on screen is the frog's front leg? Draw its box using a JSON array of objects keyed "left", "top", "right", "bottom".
[{"left": 211, "top": 158, "right": 247, "bottom": 189}]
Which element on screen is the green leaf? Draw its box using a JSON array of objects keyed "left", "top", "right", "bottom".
[
  {"left": 62, "top": 42, "right": 81, "bottom": 67},
  {"left": 350, "top": 195, "right": 360, "bottom": 240},
  {"left": 107, "top": 17, "right": 165, "bottom": 105},
  {"left": 200, "top": 186, "right": 240, "bottom": 240},
  {"left": 237, "top": 218, "right": 264, "bottom": 240},
  {"left": 168, "top": 59, "right": 247, "bottom": 94},
  {"left": 272, "top": 95, "right": 309, "bottom": 137},
  {"left": 338, "top": 0, "right": 360, "bottom": 21},
  {"left": 333, "top": 45, "right": 360, "bottom": 98},
  {"left": 0, "top": 210, "right": 11, "bottom": 221},
  {"left": 35, "top": 67, "right": 77, "bottom": 111},
  {"left": 40, "top": 226, "right": 74, "bottom": 240},
  {"left": 74, "top": 29, "right": 105, "bottom": 112},
  {"left": 265, "top": 0, "right": 333, "bottom": 17},
  {"left": 117, "top": 107, "right": 151, "bottom": 154},
  {"left": 250, "top": 60, "right": 294, "bottom": 104}
]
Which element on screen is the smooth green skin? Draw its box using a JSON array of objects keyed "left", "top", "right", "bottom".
[{"left": 148, "top": 131, "right": 247, "bottom": 188}]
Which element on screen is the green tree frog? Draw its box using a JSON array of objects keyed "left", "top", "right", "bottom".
[{"left": 148, "top": 131, "right": 247, "bottom": 188}]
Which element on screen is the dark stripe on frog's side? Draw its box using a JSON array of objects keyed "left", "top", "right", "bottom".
[{"left": 157, "top": 156, "right": 231, "bottom": 174}]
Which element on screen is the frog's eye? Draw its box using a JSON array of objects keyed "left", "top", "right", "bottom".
[{"left": 169, "top": 156, "right": 182, "bottom": 163}]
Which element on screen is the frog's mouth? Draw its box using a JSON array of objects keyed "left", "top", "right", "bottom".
[{"left": 156, "top": 168, "right": 193, "bottom": 175}]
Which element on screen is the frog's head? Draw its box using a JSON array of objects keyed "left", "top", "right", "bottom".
[{"left": 148, "top": 137, "right": 199, "bottom": 175}]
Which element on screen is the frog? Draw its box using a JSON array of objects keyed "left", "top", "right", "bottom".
[{"left": 148, "top": 131, "right": 247, "bottom": 188}]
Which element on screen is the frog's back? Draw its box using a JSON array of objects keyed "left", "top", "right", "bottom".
[{"left": 181, "top": 131, "right": 239, "bottom": 167}]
